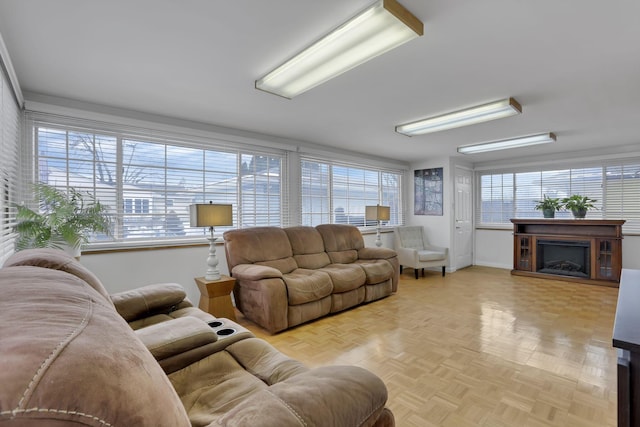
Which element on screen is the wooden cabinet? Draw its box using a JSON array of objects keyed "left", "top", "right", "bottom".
[
  {"left": 595, "top": 238, "right": 622, "bottom": 281},
  {"left": 613, "top": 269, "right": 640, "bottom": 427},
  {"left": 514, "top": 235, "right": 532, "bottom": 271},
  {"left": 511, "top": 219, "right": 625, "bottom": 286}
]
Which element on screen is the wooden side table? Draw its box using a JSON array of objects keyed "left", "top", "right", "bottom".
[{"left": 194, "top": 275, "right": 236, "bottom": 320}]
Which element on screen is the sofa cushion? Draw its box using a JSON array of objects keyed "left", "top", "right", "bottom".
[
  {"left": 0, "top": 266, "right": 190, "bottom": 426},
  {"left": 326, "top": 248, "right": 359, "bottom": 264},
  {"left": 3, "top": 248, "right": 113, "bottom": 305},
  {"left": 356, "top": 259, "right": 394, "bottom": 284},
  {"left": 316, "top": 224, "right": 365, "bottom": 251},
  {"left": 283, "top": 269, "right": 333, "bottom": 305},
  {"left": 285, "top": 226, "right": 325, "bottom": 253},
  {"left": 418, "top": 249, "right": 447, "bottom": 262},
  {"left": 319, "top": 263, "right": 366, "bottom": 293},
  {"left": 169, "top": 338, "right": 390, "bottom": 427},
  {"left": 285, "top": 226, "right": 332, "bottom": 269},
  {"left": 224, "top": 227, "right": 297, "bottom": 273},
  {"left": 316, "top": 224, "right": 364, "bottom": 264}
]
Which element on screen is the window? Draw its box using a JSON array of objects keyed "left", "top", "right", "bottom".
[
  {"left": 0, "top": 64, "right": 21, "bottom": 265},
  {"left": 478, "top": 162, "right": 640, "bottom": 233},
  {"left": 603, "top": 163, "right": 640, "bottom": 232},
  {"left": 31, "top": 119, "right": 285, "bottom": 245},
  {"left": 301, "top": 158, "right": 403, "bottom": 227},
  {"left": 124, "top": 199, "right": 150, "bottom": 214}
]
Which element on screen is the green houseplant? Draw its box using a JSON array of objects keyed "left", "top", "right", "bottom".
[
  {"left": 14, "top": 183, "right": 111, "bottom": 257},
  {"left": 562, "top": 194, "right": 597, "bottom": 218},
  {"left": 534, "top": 195, "right": 563, "bottom": 218}
]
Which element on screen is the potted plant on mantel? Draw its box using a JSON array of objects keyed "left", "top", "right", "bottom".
[
  {"left": 14, "top": 183, "right": 112, "bottom": 258},
  {"left": 562, "top": 194, "right": 597, "bottom": 219},
  {"left": 534, "top": 195, "right": 563, "bottom": 218}
]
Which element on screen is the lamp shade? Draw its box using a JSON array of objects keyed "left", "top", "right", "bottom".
[
  {"left": 366, "top": 205, "right": 391, "bottom": 221},
  {"left": 189, "top": 203, "right": 233, "bottom": 227}
]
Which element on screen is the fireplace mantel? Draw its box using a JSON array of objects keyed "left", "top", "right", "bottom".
[{"left": 511, "top": 218, "right": 625, "bottom": 286}]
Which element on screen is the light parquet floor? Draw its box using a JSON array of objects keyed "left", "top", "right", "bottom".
[{"left": 235, "top": 266, "right": 618, "bottom": 427}]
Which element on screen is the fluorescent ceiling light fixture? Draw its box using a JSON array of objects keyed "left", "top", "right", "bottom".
[
  {"left": 255, "top": 0, "right": 423, "bottom": 99},
  {"left": 396, "top": 98, "right": 522, "bottom": 136},
  {"left": 457, "top": 132, "right": 556, "bottom": 154}
]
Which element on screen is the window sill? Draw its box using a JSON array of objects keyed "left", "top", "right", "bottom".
[
  {"left": 82, "top": 227, "right": 397, "bottom": 254},
  {"left": 82, "top": 238, "right": 215, "bottom": 255}
]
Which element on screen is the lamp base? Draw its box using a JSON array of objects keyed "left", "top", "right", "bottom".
[
  {"left": 205, "top": 236, "right": 221, "bottom": 281},
  {"left": 375, "top": 226, "right": 382, "bottom": 247}
]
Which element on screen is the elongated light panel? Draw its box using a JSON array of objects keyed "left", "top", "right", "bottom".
[
  {"left": 396, "top": 98, "right": 522, "bottom": 136},
  {"left": 256, "top": 0, "right": 423, "bottom": 99},
  {"left": 457, "top": 132, "right": 556, "bottom": 154}
]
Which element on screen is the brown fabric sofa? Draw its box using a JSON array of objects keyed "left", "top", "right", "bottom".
[
  {"left": 224, "top": 224, "right": 399, "bottom": 333},
  {"left": 0, "top": 249, "right": 394, "bottom": 427}
]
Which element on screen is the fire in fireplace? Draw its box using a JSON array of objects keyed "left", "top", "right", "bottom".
[{"left": 536, "top": 239, "right": 590, "bottom": 278}]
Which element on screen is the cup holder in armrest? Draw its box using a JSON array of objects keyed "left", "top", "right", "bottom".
[
  {"left": 206, "top": 319, "right": 238, "bottom": 338},
  {"left": 204, "top": 318, "right": 253, "bottom": 343}
]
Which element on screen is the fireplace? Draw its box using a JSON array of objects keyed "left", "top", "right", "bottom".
[
  {"left": 511, "top": 219, "right": 625, "bottom": 286},
  {"left": 536, "top": 239, "right": 590, "bottom": 278}
]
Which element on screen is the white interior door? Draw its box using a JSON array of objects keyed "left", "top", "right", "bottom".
[{"left": 454, "top": 167, "right": 473, "bottom": 269}]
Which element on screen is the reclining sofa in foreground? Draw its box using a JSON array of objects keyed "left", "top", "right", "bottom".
[
  {"left": 224, "top": 224, "right": 399, "bottom": 333},
  {"left": 0, "top": 249, "right": 394, "bottom": 426}
]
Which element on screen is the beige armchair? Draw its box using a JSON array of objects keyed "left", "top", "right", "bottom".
[{"left": 394, "top": 226, "right": 448, "bottom": 279}]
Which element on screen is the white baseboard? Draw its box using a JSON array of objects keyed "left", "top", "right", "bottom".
[{"left": 473, "top": 261, "right": 512, "bottom": 270}]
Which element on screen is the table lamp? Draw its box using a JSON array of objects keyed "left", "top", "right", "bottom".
[
  {"left": 365, "top": 204, "right": 390, "bottom": 247},
  {"left": 189, "top": 202, "right": 233, "bottom": 281}
]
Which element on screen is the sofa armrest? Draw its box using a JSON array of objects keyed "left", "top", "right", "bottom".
[
  {"left": 111, "top": 282, "right": 187, "bottom": 322},
  {"left": 424, "top": 244, "right": 449, "bottom": 256},
  {"left": 396, "top": 246, "right": 418, "bottom": 263},
  {"left": 217, "top": 365, "right": 390, "bottom": 427},
  {"left": 231, "top": 263, "right": 283, "bottom": 280},
  {"left": 358, "top": 246, "right": 397, "bottom": 260},
  {"left": 136, "top": 316, "right": 218, "bottom": 360},
  {"left": 139, "top": 317, "right": 255, "bottom": 374}
]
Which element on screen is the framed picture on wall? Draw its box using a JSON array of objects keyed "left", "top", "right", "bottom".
[{"left": 414, "top": 167, "right": 443, "bottom": 216}]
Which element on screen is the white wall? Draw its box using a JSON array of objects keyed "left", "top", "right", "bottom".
[
  {"left": 80, "top": 244, "right": 210, "bottom": 304},
  {"left": 474, "top": 229, "right": 513, "bottom": 269},
  {"left": 407, "top": 157, "right": 451, "bottom": 253},
  {"left": 405, "top": 157, "right": 473, "bottom": 272},
  {"left": 623, "top": 237, "right": 640, "bottom": 269}
]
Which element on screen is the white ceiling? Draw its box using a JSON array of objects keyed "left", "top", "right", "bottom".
[{"left": 1, "top": 0, "right": 639, "bottom": 164}]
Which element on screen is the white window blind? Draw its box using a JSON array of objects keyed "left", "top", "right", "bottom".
[
  {"left": 30, "top": 117, "right": 286, "bottom": 245},
  {"left": 300, "top": 157, "right": 403, "bottom": 227},
  {"left": 480, "top": 173, "right": 514, "bottom": 224},
  {"left": 604, "top": 163, "right": 640, "bottom": 233},
  {"left": 478, "top": 162, "right": 640, "bottom": 233},
  {"left": 0, "top": 66, "right": 21, "bottom": 264}
]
